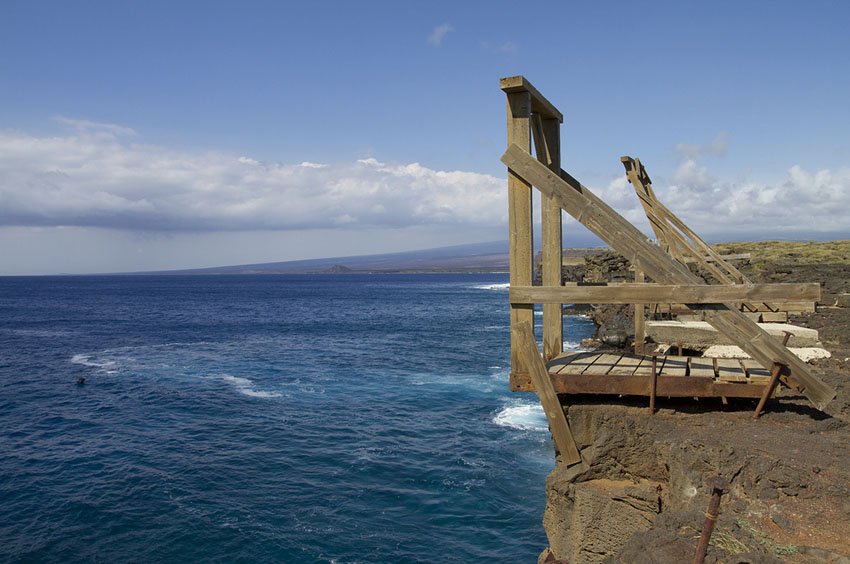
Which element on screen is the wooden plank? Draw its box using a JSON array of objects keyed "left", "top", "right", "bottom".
[
  {"left": 508, "top": 283, "right": 821, "bottom": 304},
  {"left": 716, "top": 358, "right": 747, "bottom": 382},
  {"left": 556, "top": 352, "right": 602, "bottom": 375},
  {"left": 506, "top": 91, "right": 534, "bottom": 380},
  {"left": 654, "top": 301, "right": 815, "bottom": 313},
  {"left": 760, "top": 312, "right": 788, "bottom": 323},
  {"left": 499, "top": 75, "right": 564, "bottom": 122},
  {"left": 532, "top": 114, "right": 564, "bottom": 361},
  {"left": 659, "top": 356, "right": 688, "bottom": 377},
  {"left": 688, "top": 357, "right": 717, "bottom": 378},
  {"left": 514, "top": 322, "right": 581, "bottom": 464},
  {"left": 583, "top": 353, "right": 622, "bottom": 375},
  {"left": 546, "top": 352, "right": 584, "bottom": 374},
  {"left": 500, "top": 144, "right": 836, "bottom": 411},
  {"left": 634, "top": 268, "right": 645, "bottom": 354},
  {"left": 609, "top": 354, "right": 645, "bottom": 376},
  {"left": 634, "top": 356, "right": 664, "bottom": 376},
  {"left": 741, "top": 359, "right": 773, "bottom": 384}
]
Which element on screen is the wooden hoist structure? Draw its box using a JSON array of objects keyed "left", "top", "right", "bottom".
[{"left": 500, "top": 76, "right": 836, "bottom": 465}]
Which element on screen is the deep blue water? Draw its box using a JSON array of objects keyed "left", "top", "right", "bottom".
[{"left": 0, "top": 274, "right": 595, "bottom": 563}]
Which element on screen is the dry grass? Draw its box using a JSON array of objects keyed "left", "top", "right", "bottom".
[{"left": 714, "top": 240, "right": 850, "bottom": 267}]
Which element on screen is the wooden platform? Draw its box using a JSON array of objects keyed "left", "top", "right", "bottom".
[{"left": 509, "top": 351, "right": 780, "bottom": 399}]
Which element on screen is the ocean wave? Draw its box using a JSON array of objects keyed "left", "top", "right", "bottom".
[
  {"left": 219, "top": 374, "right": 282, "bottom": 399},
  {"left": 70, "top": 353, "right": 117, "bottom": 369},
  {"left": 563, "top": 340, "right": 591, "bottom": 352},
  {"left": 493, "top": 402, "right": 548, "bottom": 432},
  {"left": 471, "top": 283, "right": 509, "bottom": 291}
]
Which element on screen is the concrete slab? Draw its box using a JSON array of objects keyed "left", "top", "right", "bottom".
[
  {"left": 646, "top": 320, "right": 820, "bottom": 348},
  {"left": 703, "top": 345, "right": 832, "bottom": 362}
]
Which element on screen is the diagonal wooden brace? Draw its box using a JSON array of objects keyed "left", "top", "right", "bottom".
[{"left": 514, "top": 321, "right": 582, "bottom": 465}]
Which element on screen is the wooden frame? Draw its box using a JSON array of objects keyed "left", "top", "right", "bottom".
[{"left": 500, "top": 76, "right": 836, "bottom": 412}]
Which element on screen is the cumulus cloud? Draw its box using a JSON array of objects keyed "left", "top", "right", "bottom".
[
  {"left": 1, "top": 122, "right": 847, "bottom": 241},
  {"left": 427, "top": 23, "right": 454, "bottom": 47},
  {"left": 0, "top": 125, "right": 506, "bottom": 232},
  {"left": 652, "top": 159, "right": 850, "bottom": 237}
]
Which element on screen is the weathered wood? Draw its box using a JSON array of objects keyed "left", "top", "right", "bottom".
[
  {"left": 622, "top": 156, "right": 747, "bottom": 285},
  {"left": 499, "top": 76, "right": 564, "bottom": 122},
  {"left": 532, "top": 114, "right": 564, "bottom": 361},
  {"left": 715, "top": 358, "right": 747, "bottom": 383},
  {"left": 584, "top": 353, "right": 622, "bottom": 375},
  {"left": 556, "top": 352, "right": 602, "bottom": 375},
  {"left": 500, "top": 144, "right": 836, "bottom": 410},
  {"left": 511, "top": 372, "right": 773, "bottom": 399},
  {"left": 635, "top": 268, "right": 646, "bottom": 354},
  {"left": 689, "top": 357, "right": 717, "bottom": 378},
  {"left": 635, "top": 355, "right": 664, "bottom": 376},
  {"left": 608, "top": 354, "right": 645, "bottom": 376},
  {"left": 514, "top": 322, "right": 581, "bottom": 464},
  {"left": 659, "top": 356, "right": 688, "bottom": 377},
  {"left": 509, "top": 283, "right": 820, "bottom": 305},
  {"left": 506, "top": 91, "right": 534, "bottom": 378},
  {"left": 654, "top": 301, "right": 816, "bottom": 314}
]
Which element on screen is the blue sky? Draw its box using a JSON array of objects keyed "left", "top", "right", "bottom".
[{"left": 1, "top": 1, "right": 849, "bottom": 274}]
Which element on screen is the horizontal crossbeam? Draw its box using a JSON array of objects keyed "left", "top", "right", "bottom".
[
  {"left": 499, "top": 76, "right": 564, "bottom": 122},
  {"left": 509, "top": 283, "right": 820, "bottom": 304},
  {"left": 510, "top": 372, "right": 774, "bottom": 398}
]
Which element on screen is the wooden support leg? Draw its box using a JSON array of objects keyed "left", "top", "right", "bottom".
[
  {"left": 753, "top": 363, "right": 784, "bottom": 420},
  {"left": 649, "top": 355, "right": 658, "bottom": 415},
  {"left": 514, "top": 321, "right": 582, "bottom": 465}
]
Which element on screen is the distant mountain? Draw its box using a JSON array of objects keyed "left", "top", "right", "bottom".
[{"left": 154, "top": 240, "right": 513, "bottom": 274}]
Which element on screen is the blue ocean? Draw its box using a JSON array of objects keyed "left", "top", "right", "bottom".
[{"left": 0, "top": 274, "right": 595, "bottom": 562}]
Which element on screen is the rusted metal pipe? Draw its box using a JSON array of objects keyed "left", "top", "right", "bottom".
[
  {"left": 649, "top": 355, "right": 658, "bottom": 415},
  {"left": 753, "top": 362, "right": 785, "bottom": 420},
  {"left": 693, "top": 476, "right": 729, "bottom": 564}
]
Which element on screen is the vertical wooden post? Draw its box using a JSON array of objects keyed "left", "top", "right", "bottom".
[
  {"left": 507, "top": 91, "right": 534, "bottom": 377},
  {"left": 634, "top": 266, "right": 645, "bottom": 354},
  {"left": 536, "top": 116, "right": 563, "bottom": 361}
]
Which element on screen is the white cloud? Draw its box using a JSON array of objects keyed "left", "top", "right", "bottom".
[
  {"left": 1, "top": 122, "right": 847, "bottom": 245},
  {"left": 52, "top": 116, "right": 137, "bottom": 138},
  {"left": 427, "top": 23, "right": 454, "bottom": 47},
  {"left": 653, "top": 159, "right": 850, "bottom": 237},
  {"left": 0, "top": 126, "right": 506, "bottom": 232},
  {"left": 675, "top": 132, "right": 728, "bottom": 160}
]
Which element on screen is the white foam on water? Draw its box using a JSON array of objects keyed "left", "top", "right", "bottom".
[
  {"left": 472, "top": 283, "right": 510, "bottom": 291},
  {"left": 219, "top": 374, "right": 282, "bottom": 399},
  {"left": 70, "top": 354, "right": 117, "bottom": 369},
  {"left": 563, "top": 340, "right": 590, "bottom": 352},
  {"left": 493, "top": 402, "right": 548, "bottom": 432}
]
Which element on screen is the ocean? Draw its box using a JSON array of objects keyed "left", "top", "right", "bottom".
[{"left": 0, "top": 274, "right": 595, "bottom": 562}]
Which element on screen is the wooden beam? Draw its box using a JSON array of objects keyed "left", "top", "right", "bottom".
[
  {"left": 500, "top": 144, "right": 836, "bottom": 411},
  {"left": 506, "top": 91, "right": 534, "bottom": 377},
  {"left": 635, "top": 268, "right": 645, "bottom": 354},
  {"left": 500, "top": 75, "right": 564, "bottom": 122},
  {"left": 508, "top": 282, "right": 821, "bottom": 304},
  {"left": 514, "top": 321, "right": 582, "bottom": 465},
  {"left": 532, "top": 114, "right": 564, "bottom": 361},
  {"left": 511, "top": 371, "right": 775, "bottom": 399}
]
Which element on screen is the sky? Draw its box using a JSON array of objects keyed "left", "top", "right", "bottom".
[{"left": 1, "top": 1, "right": 849, "bottom": 274}]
